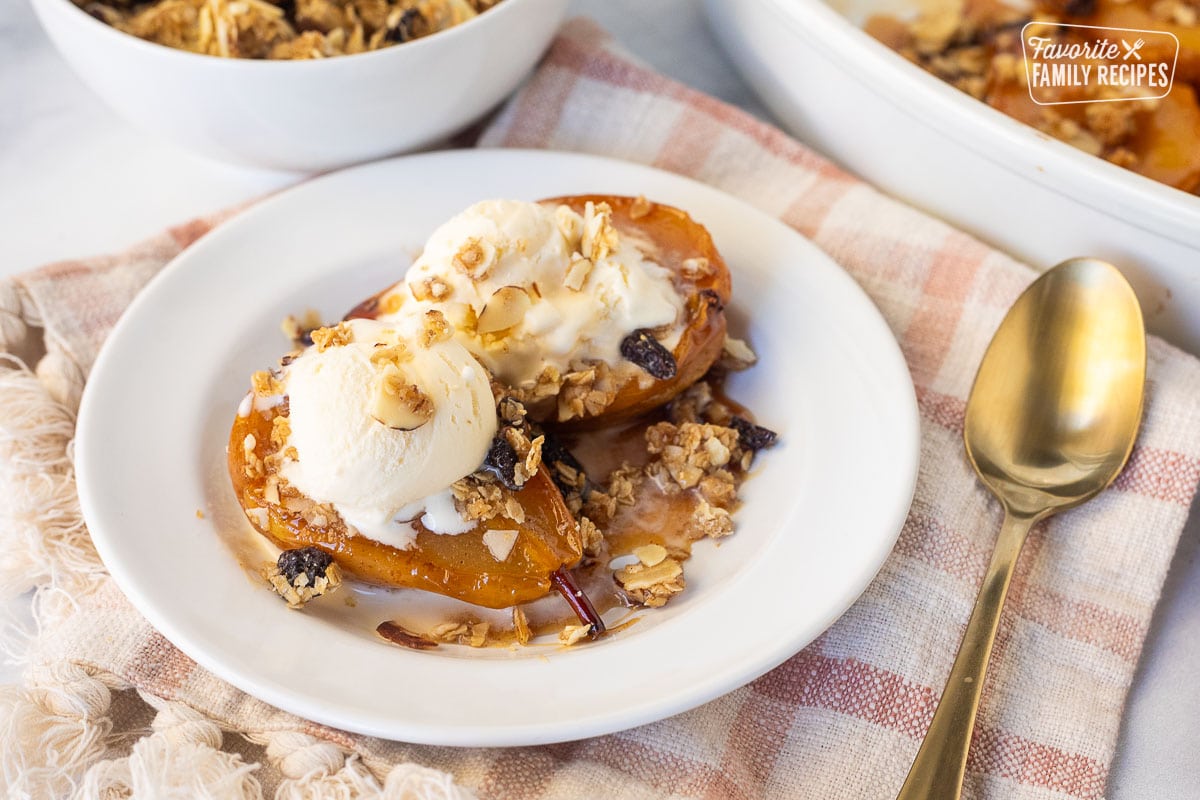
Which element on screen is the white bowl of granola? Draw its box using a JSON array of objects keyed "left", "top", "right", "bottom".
[
  {"left": 31, "top": 0, "right": 568, "bottom": 171},
  {"left": 705, "top": 0, "right": 1200, "bottom": 354}
]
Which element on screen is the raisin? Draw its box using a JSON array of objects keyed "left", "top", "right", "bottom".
[
  {"left": 482, "top": 435, "right": 520, "bottom": 490},
  {"left": 540, "top": 430, "right": 589, "bottom": 495},
  {"left": 620, "top": 329, "right": 677, "bottom": 380},
  {"left": 730, "top": 416, "right": 778, "bottom": 451},
  {"left": 385, "top": 8, "right": 422, "bottom": 42},
  {"left": 277, "top": 547, "right": 334, "bottom": 585}
]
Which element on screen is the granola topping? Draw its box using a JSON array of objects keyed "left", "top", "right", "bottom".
[
  {"left": 452, "top": 237, "right": 497, "bottom": 281},
  {"left": 264, "top": 547, "right": 343, "bottom": 609},
  {"left": 251, "top": 370, "right": 284, "bottom": 398},
  {"left": 393, "top": 199, "right": 685, "bottom": 398},
  {"left": 78, "top": 0, "right": 504, "bottom": 60},
  {"left": 557, "top": 361, "right": 620, "bottom": 422},
  {"left": 645, "top": 422, "right": 741, "bottom": 492},
  {"left": 231, "top": 198, "right": 777, "bottom": 650},
  {"left": 310, "top": 322, "right": 354, "bottom": 353},
  {"left": 410, "top": 276, "right": 453, "bottom": 303},
  {"left": 615, "top": 556, "right": 685, "bottom": 608},
  {"left": 420, "top": 309, "right": 453, "bottom": 347}
]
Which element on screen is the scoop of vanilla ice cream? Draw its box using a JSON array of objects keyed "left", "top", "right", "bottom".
[
  {"left": 278, "top": 317, "right": 495, "bottom": 542},
  {"left": 399, "top": 199, "right": 685, "bottom": 387}
]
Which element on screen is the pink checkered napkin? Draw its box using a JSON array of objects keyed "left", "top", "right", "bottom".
[{"left": 17, "top": 18, "right": 1200, "bottom": 800}]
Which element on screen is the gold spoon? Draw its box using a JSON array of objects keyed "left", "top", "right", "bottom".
[{"left": 896, "top": 258, "right": 1145, "bottom": 799}]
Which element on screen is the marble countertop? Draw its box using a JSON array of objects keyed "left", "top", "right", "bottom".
[{"left": 2, "top": 0, "right": 1196, "bottom": 795}]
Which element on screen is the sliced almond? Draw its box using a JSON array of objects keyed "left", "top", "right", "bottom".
[
  {"left": 555, "top": 204, "right": 584, "bottom": 248},
  {"left": 722, "top": 336, "right": 758, "bottom": 368},
  {"left": 632, "top": 543, "right": 668, "bottom": 567},
  {"left": 429, "top": 621, "right": 470, "bottom": 642},
  {"left": 468, "top": 622, "right": 490, "bottom": 648},
  {"left": 564, "top": 253, "right": 593, "bottom": 292},
  {"left": 245, "top": 507, "right": 269, "bottom": 529},
  {"left": 476, "top": 286, "right": 532, "bottom": 334},
  {"left": 616, "top": 557, "right": 682, "bottom": 591},
  {"left": 372, "top": 364, "right": 434, "bottom": 430},
  {"left": 581, "top": 201, "right": 619, "bottom": 262},
  {"left": 512, "top": 607, "right": 532, "bottom": 646},
  {"left": 559, "top": 624, "right": 591, "bottom": 646},
  {"left": 482, "top": 529, "right": 519, "bottom": 562}
]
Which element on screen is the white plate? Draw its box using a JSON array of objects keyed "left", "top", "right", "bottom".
[{"left": 76, "top": 149, "right": 918, "bottom": 746}]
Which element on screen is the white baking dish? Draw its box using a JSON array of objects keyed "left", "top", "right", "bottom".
[{"left": 705, "top": 0, "right": 1200, "bottom": 353}]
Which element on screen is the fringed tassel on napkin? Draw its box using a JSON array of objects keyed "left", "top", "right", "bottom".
[
  {"left": 0, "top": 664, "right": 116, "bottom": 798},
  {"left": 380, "top": 763, "right": 475, "bottom": 799},
  {"left": 0, "top": 356, "right": 105, "bottom": 612},
  {"left": 77, "top": 694, "right": 262, "bottom": 799},
  {"left": 250, "top": 729, "right": 383, "bottom": 797},
  {"left": 0, "top": 284, "right": 475, "bottom": 799},
  {"left": 235, "top": 729, "right": 473, "bottom": 799},
  {"left": 0, "top": 282, "right": 31, "bottom": 359},
  {"left": 246, "top": 729, "right": 474, "bottom": 799}
]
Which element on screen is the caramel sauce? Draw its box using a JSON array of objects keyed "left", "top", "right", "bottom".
[{"left": 563, "top": 379, "right": 757, "bottom": 562}]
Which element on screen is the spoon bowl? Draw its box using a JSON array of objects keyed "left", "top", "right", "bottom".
[
  {"left": 897, "top": 257, "right": 1146, "bottom": 800},
  {"left": 965, "top": 258, "right": 1146, "bottom": 515}
]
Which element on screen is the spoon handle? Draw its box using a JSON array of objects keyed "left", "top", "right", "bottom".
[{"left": 896, "top": 510, "right": 1036, "bottom": 800}]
